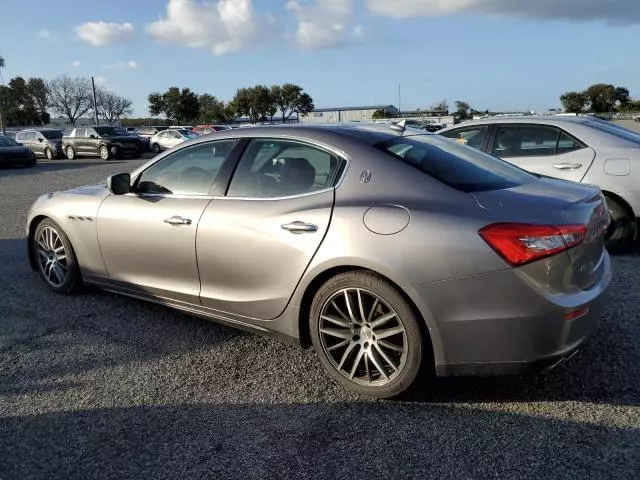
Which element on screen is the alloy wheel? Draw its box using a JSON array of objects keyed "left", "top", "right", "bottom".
[
  {"left": 35, "top": 226, "right": 68, "bottom": 288},
  {"left": 45, "top": 148, "right": 53, "bottom": 160},
  {"left": 318, "top": 288, "right": 408, "bottom": 387},
  {"left": 100, "top": 146, "right": 109, "bottom": 160},
  {"left": 66, "top": 147, "right": 74, "bottom": 160}
]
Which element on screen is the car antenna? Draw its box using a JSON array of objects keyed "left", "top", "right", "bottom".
[{"left": 389, "top": 119, "right": 406, "bottom": 135}]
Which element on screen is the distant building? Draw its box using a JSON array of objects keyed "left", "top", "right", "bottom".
[{"left": 300, "top": 105, "right": 399, "bottom": 124}]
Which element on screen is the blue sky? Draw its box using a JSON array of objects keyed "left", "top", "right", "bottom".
[{"left": 1, "top": 0, "right": 639, "bottom": 117}]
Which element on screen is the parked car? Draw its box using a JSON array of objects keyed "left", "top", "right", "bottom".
[
  {"left": 633, "top": 114, "right": 640, "bottom": 123},
  {"left": 25, "top": 123, "right": 611, "bottom": 398},
  {"left": 438, "top": 116, "right": 640, "bottom": 249},
  {"left": 192, "top": 124, "right": 232, "bottom": 135},
  {"left": 0, "top": 134, "right": 36, "bottom": 167},
  {"left": 125, "top": 131, "right": 151, "bottom": 152},
  {"left": 149, "top": 128, "right": 199, "bottom": 153},
  {"left": 14, "top": 128, "right": 64, "bottom": 160},
  {"left": 62, "top": 126, "right": 144, "bottom": 160},
  {"left": 135, "top": 126, "right": 169, "bottom": 139}
]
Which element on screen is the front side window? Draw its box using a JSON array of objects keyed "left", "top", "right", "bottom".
[
  {"left": 440, "top": 126, "right": 489, "bottom": 150},
  {"left": 135, "top": 139, "right": 239, "bottom": 196},
  {"left": 41, "top": 130, "right": 63, "bottom": 140},
  {"left": 75, "top": 128, "right": 87, "bottom": 138},
  {"left": 374, "top": 133, "right": 537, "bottom": 193},
  {"left": 226, "top": 138, "right": 344, "bottom": 198},
  {"left": 492, "top": 124, "right": 584, "bottom": 157}
]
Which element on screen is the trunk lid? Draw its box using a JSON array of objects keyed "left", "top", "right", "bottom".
[{"left": 473, "top": 177, "right": 609, "bottom": 290}]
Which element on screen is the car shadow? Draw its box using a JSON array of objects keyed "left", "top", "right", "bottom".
[{"left": 0, "top": 403, "right": 638, "bottom": 479}]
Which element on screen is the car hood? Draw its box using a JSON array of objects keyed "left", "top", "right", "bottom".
[
  {"left": 64, "top": 183, "right": 111, "bottom": 197},
  {"left": 0, "top": 146, "right": 32, "bottom": 156}
]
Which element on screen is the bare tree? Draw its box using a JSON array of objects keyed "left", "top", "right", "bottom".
[
  {"left": 96, "top": 88, "right": 133, "bottom": 123},
  {"left": 46, "top": 76, "right": 93, "bottom": 125}
]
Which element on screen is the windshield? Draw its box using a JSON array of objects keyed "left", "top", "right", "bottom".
[
  {"left": 0, "top": 136, "right": 20, "bottom": 147},
  {"left": 94, "top": 126, "right": 128, "bottom": 137},
  {"left": 374, "top": 133, "right": 537, "bottom": 193},
  {"left": 177, "top": 129, "right": 198, "bottom": 137},
  {"left": 583, "top": 119, "right": 640, "bottom": 144},
  {"left": 41, "top": 130, "right": 63, "bottom": 140}
]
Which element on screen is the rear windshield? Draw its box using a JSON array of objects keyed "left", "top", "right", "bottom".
[
  {"left": 42, "top": 130, "right": 63, "bottom": 140},
  {"left": 374, "top": 134, "right": 537, "bottom": 192},
  {"left": 583, "top": 119, "right": 640, "bottom": 144}
]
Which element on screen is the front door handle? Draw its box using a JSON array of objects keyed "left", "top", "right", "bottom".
[
  {"left": 553, "top": 163, "right": 582, "bottom": 170},
  {"left": 281, "top": 221, "right": 318, "bottom": 233},
  {"left": 164, "top": 215, "right": 192, "bottom": 226}
]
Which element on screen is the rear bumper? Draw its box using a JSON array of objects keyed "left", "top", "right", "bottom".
[{"left": 410, "top": 252, "right": 612, "bottom": 377}]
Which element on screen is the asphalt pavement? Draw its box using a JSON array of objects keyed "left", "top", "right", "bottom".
[{"left": 0, "top": 156, "right": 639, "bottom": 480}]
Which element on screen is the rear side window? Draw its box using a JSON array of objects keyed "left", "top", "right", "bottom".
[
  {"left": 440, "top": 126, "right": 489, "bottom": 150},
  {"left": 374, "top": 134, "right": 537, "bottom": 193},
  {"left": 492, "top": 125, "right": 585, "bottom": 157}
]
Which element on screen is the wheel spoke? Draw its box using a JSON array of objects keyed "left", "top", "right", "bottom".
[
  {"left": 366, "top": 298, "right": 379, "bottom": 323},
  {"left": 370, "top": 312, "right": 397, "bottom": 330},
  {"left": 48, "top": 228, "right": 54, "bottom": 251},
  {"left": 54, "top": 245, "right": 65, "bottom": 254},
  {"left": 378, "top": 339, "right": 404, "bottom": 353},
  {"left": 338, "top": 341, "right": 358, "bottom": 370},
  {"left": 330, "top": 300, "right": 350, "bottom": 323},
  {"left": 349, "top": 347, "right": 365, "bottom": 379},
  {"left": 52, "top": 264, "right": 64, "bottom": 284},
  {"left": 375, "top": 325, "right": 405, "bottom": 340},
  {"left": 343, "top": 290, "right": 359, "bottom": 324},
  {"left": 36, "top": 248, "right": 48, "bottom": 261},
  {"left": 56, "top": 254, "right": 67, "bottom": 263},
  {"left": 364, "top": 351, "right": 371, "bottom": 382},
  {"left": 319, "top": 327, "right": 352, "bottom": 340},
  {"left": 367, "top": 349, "right": 389, "bottom": 381},
  {"left": 356, "top": 289, "right": 367, "bottom": 324},
  {"left": 373, "top": 343, "right": 398, "bottom": 372},
  {"left": 321, "top": 315, "right": 350, "bottom": 329},
  {"left": 327, "top": 339, "right": 350, "bottom": 352},
  {"left": 46, "top": 262, "right": 55, "bottom": 282}
]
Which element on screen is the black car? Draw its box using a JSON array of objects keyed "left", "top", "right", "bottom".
[
  {"left": 14, "top": 128, "right": 64, "bottom": 160},
  {"left": 0, "top": 135, "right": 37, "bottom": 167},
  {"left": 61, "top": 126, "right": 144, "bottom": 160}
]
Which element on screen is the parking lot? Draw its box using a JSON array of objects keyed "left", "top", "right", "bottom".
[{"left": 1, "top": 155, "right": 639, "bottom": 479}]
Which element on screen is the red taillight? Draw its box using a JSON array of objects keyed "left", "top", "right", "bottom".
[{"left": 479, "top": 223, "right": 587, "bottom": 266}]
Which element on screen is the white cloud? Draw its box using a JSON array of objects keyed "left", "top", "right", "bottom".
[
  {"left": 147, "top": 0, "right": 274, "bottom": 55},
  {"left": 105, "top": 60, "right": 140, "bottom": 70},
  {"left": 36, "top": 30, "right": 57, "bottom": 41},
  {"left": 285, "top": 0, "right": 363, "bottom": 49},
  {"left": 74, "top": 21, "right": 135, "bottom": 46},
  {"left": 364, "top": 0, "right": 640, "bottom": 24},
  {"left": 72, "top": 61, "right": 81, "bottom": 67}
]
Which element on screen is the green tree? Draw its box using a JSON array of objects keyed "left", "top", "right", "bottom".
[
  {"left": 231, "top": 85, "right": 276, "bottom": 123},
  {"left": 148, "top": 87, "right": 200, "bottom": 122},
  {"left": 46, "top": 76, "right": 93, "bottom": 125},
  {"left": 27, "top": 77, "right": 50, "bottom": 124},
  {"left": 560, "top": 91, "right": 587, "bottom": 113},
  {"left": 197, "top": 94, "right": 230, "bottom": 123},
  {"left": 584, "top": 83, "right": 616, "bottom": 112},
  {"left": 96, "top": 88, "right": 133, "bottom": 123},
  {"left": 454, "top": 100, "right": 472, "bottom": 121},
  {"left": 270, "top": 83, "right": 315, "bottom": 123},
  {"left": 614, "top": 87, "right": 630, "bottom": 107},
  {"left": 372, "top": 109, "right": 387, "bottom": 120},
  {"left": 431, "top": 100, "right": 448, "bottom": 111}
]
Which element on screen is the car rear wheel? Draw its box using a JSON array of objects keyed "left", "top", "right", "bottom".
[
  {"left": 99, "top": 145, "right": 110, "bottom": 160},
  {"left": 33, "top": 219, "right": 81, "bottom": 294},
  {"left": 605, "top": 197, "right": 635, "bottom": 251},
  {"left": 152, "top": 143, "right": 161, "bottom": 154},
  {"left": 65, "top": 146, "right": 75, "bottom": 160},
  {"left": 310, "top": 271, "right": 424, "bottom": 399},
  {"left": 45, "top": 147, "right": 54, "bottom": 160}
]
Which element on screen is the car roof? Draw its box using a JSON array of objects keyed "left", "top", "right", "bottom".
[{"left": 442, "top": 115, "right": 603, "bottom": 129}]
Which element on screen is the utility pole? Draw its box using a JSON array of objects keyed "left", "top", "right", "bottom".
[
  {"left": 91, "top": 76, "right": 99, "bottom": 125},
  {"left": 398, "top": 83, "right": 402, "bottom": 114},
  {"left": 0, "top": 55, "right": 6, "bottom": 135}
]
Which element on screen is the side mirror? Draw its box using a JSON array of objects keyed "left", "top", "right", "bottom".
[
  {"left": 90, "top": 135, "right": 97, "bottom": 139},
  {"left": 38, "top": 138, "right": 44, "bottom": 142},
  {"left": 107, "top": 173, "right": 131, "bottom": 195}
]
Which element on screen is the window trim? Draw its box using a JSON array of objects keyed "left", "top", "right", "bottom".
[
  {"left": 490, "top": 123, "right": 588, "bottom": 158},
  {"left": 439, "top": 125, "right": 491, "bottom": 152},
  {"left": 223, "top": 137, "right": 350, "bottom": 201}
]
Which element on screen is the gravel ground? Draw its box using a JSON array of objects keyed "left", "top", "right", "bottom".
[{"left": 0, "top": 157, "right": 639, "bottom": 480}]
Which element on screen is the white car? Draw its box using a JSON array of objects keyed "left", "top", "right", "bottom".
[{"left": 150, "top": 129, "right": 199, "bottom": 153}]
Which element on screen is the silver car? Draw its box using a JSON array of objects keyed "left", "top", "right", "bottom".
[
  {"left": 438, "top": 116, "right": 640, "bottom": 249},
  {"left": 150, "top": 128, "right": 199, "bottom": 153},
  {"left": 25, "top": 124, "right": 612, "bottom": 398}
]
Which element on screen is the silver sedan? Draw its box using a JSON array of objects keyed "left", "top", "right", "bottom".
[
  {"left": 438, "top": 115, "right": 640, "bottom": 250},
  {"left": 25, "top": 124, "right": 612, "bottom": 398}
]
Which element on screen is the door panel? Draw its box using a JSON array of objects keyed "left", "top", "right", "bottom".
[
  {"left": 97, "top": 195, "right": 211, "bottom": 304},
  {"left": 197, "top": 191, "right": 333, "bottom": 319},
  {"left": 499, "top": 148, "right": 596, "bottom": 183}
]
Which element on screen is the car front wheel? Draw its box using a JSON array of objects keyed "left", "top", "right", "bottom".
[
  {"left": 310, "top": 271, "right": 424, "bottom": 399},
  {"left": 605, "top": 197, "right": 635, "bottom": 251},
  {"left": 33, "top": 219, "right": 81, "bottom": 294},
  {"left": 152, "top": 143, "right": 161, "bottom": 154},
  {"left": 99, "top": 145, "right": 111, "bottom": 160},
  {"left": 45, "top": 147, "right": 54, "bottom": 160},
  {"left": 65, "top": 146, "right": 75, "bottom": 160}
]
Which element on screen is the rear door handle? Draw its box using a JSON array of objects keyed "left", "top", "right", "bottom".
[
  {"left": 553, "top": 163, "right": 583, "bottom": 170},
  {"left": 164, "top": 215, "right": 192, "bottom": 226},
  {"left": 281, "top": 221, "right": 318, "bottom": 233}
]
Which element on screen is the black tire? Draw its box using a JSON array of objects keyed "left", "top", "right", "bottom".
[
  {"left": 152, "top": 143, "right": 161, "bottom": 154},
  {"left": 99, "top": 145, "right": 111, "bottom": 161},
  {"left": 309, "top": 271, "right": 424, "bottom": 399},
  {"left": 33, "top": 218, "right": 81, "bottom": 295},
  {"left": 45, "top": 147, "right": 54, "bottom": 160},
  {"left": 65, "top": 146, "right": 75, "bottom": 160},
  {"left": 605, "top": 197, "right": 635, "bottom": 251}
]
